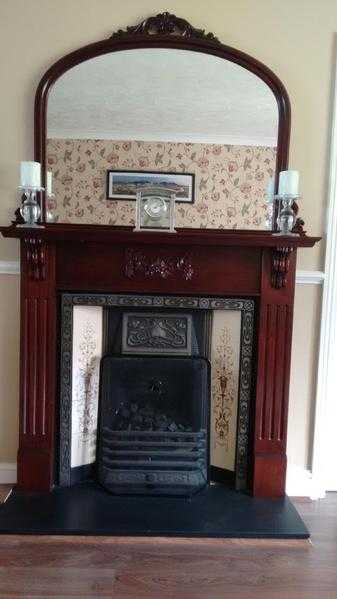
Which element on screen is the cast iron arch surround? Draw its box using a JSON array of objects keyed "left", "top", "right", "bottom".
[{"left": 34, "top": 12, "right": 291, "bottom": 225}]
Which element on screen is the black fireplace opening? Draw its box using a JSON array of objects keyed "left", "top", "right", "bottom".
[
  {"left": 59, "top": 294, "right": 255, "bottom": 494},
  {"left": 97, "top": 355, "right": 210, "bottom": 496}
]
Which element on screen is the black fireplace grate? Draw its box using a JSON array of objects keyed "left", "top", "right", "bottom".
[
  {"left": 99, "top": 427, "right": 208, "bottom": 495},
  {"left": 97, "top": 355, "right": 210, "bottom": 496}
]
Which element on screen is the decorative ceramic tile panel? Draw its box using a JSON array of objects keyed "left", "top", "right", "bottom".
[
  {"left": 210, "top": 310, "right": 241, "bottom": 472},
  {"left": 71, "top": 306, "right": 103, "bottom": 468},
  {"left": 47, "top": 138, "right": 276, "bottom": 229}
]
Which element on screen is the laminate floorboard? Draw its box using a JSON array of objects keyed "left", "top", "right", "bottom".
[{"left": 0, "top": 486, "right": 336, "bottom": 598}]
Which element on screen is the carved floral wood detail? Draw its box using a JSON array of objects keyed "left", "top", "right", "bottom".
[
  {"left": 24, "top": 238, "right": 46, "bottom": 281},
  {"left": 111, "top": 12, "right": 220, "bottom": 43},
  {"left": 124, "top": 248, "right": 195, "bottom": 281},
  {"left": 271, "top": 247, "right": 293, "bottom": 289}
]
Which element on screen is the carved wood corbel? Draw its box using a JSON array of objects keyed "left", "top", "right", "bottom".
[
  {"left": 271, "top": 246, "right": 293, "bottom": 289},
  {"left": 24, "top": 237, "right": 46, "bottom": 281}
]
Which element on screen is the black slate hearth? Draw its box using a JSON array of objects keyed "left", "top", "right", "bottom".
[{"left": 0, "top": 482, "right": 309, "bottom": 538}]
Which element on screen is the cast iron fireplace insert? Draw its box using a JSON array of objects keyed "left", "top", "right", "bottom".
[
  {"left": 58, "top": 293, "right": 255, "bottom": 492},
  {"left": 97, "top": 355, "right": 210, "bottom": 496}
]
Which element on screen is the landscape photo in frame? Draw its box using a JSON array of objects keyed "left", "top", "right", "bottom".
[{"left": 106, "top": 170, "right": 195, "bottom": 203}]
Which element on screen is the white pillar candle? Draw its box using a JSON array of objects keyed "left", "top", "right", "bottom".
[
  {"left": 20, "top": 161, "right": 41, "bottom": 188},
  {"left": 266, "top": 176, "right": 275, "bottom": 202},
  {"left": 278, "top": 170, "right": 299, "bottom": 196},
  {"left": 46, "top": 171, "right": 53, "bottom": 196}
]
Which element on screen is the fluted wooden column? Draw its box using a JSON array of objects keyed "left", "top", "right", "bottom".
[
  {"left": 253, "top": 247, "right": 296, "bottom": 497},
  {"left": 17, "top": 237, "right": 56, "bottom": 491}
]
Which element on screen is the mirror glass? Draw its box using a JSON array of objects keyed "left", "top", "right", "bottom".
[{"left": 46, "top": 48, "right": 278, "bottom": 229}]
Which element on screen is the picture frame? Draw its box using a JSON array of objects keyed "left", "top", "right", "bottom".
[{"left": 106, "top": 170, "right": 195, "bottom": 204}]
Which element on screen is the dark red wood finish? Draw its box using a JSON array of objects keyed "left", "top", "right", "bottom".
[
  {"left": 253, "top": 248, "right": 296, "bottom": 496},
  {"left": 56, "top": 243, "right": 261, "bottom": 295},
  {"left": 33, "top": 12, "right": 290, "bottom": 225},
  {"left": 3, "top": 13, "right": 317, "bottom": 497},
  {"left": 17, "top": 237, "right": 57, "bottom": 491},
  {"left": 0, "top": 225, "right": 320, "bottom": 496}
]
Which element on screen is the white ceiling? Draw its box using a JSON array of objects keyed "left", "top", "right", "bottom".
[{"left": 47, "top": 48, "right": 278, "bottom": 146}]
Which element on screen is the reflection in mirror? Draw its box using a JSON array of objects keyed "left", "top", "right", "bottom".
[{"left": 46, "top": 49, "right": 278, "bottom": 229}]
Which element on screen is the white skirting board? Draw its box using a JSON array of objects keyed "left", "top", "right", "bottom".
[
  {"left": 286, "top": 463, "right": 325, "bottom": 499},
  {"left": 0, "top": 461, "right": 325, "bottom": 498},
  {"left": 0, "top": 463, "right": 17, "bottom": 485}
]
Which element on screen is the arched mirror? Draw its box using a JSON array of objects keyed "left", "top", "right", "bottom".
[{"left": 35, "top": 13, "right": 290, "bottom": 230}]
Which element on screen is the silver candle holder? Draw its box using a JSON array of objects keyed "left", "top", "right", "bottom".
[
  {"left": 273, "top": 194, "right": 300, "bottom": 237},
  {"left": 17, "top": 185, "right": 45, "bottom": 228},
  {"left": 46, "top": 193, "right": 58, "bottom": 223}
]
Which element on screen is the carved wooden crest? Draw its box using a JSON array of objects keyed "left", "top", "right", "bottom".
[
  {"left": 124, "top": 248, "right": 195, "bottom": 281},
  {"left": 111, "top": 12, "right": 220, "bottom": 43}
]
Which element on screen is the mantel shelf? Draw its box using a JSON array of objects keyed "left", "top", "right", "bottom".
[{"left": 0, "top": 224, "right": 320, "bottom": 249}]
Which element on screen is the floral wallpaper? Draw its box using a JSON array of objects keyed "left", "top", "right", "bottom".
[{"left": 47, "top": 138, "right": 276, "bottom": 229}]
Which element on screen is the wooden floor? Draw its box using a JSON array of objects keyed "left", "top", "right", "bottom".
[{"left": 0, "top": 486, "right": 336, "bottom": 598}]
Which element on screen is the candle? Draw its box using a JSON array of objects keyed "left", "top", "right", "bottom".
[
  {"left": 20, "top": 161, "right": 41, "bottom": 188},
  {"left": 266, "top": 176, "right": 275, "bottom": 202},
  {"left": 278, "top": 170, "right": 299, "bottom": 196},
  {"left": 46, "top": 171, "right": 53, "bottom": 196}
]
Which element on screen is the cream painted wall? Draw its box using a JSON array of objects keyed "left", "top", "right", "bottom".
[
  {"left": 288, "top": 285, "right": 322, "bottom": 468},
  {"left": 0, "top": 0, "right": 333, "bottom": 475},
  {"left": 0, "top": 276, "right": 19, "bottom": 461}
]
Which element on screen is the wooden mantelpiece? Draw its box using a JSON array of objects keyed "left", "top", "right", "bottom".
[
  {"left": 0, "top": 224, "right": 320, "bottom": 497},
  {"left": 1, "top": 223, "right": 319, "bottom": 247}
]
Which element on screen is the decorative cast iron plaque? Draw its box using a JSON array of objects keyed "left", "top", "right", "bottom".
[{"left": 122, "top": 312, "right": 192, "bottom": 355}]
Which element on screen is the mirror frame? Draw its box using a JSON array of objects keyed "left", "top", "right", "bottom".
[{"left": 34, "top": 12, "right": 290, "bottom": 227}]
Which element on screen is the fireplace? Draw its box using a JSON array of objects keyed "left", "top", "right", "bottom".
[
  {"left": 0, "top": 226, "right": 319, "bottom": 537},
  {"left": 59, "top": 293, "right": 254, "bottom": 493},
  {"left": 97, "top": 355, "right": 210, "bottom": 495},
  {"left": 0, "top": 223, "right": 319, "bottom": 503},
  {"left": 0, "top": 11, "right": 322, "bottom": 538}
]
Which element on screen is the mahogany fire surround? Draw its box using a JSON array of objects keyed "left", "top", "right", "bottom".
[
  {"left": 0, "top": 12, "right": 321, "bottom": 499},
  {"left": 0, "top": 224, "right": 320, "bottom": 497}
]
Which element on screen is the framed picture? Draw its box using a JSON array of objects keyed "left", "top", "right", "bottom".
[{"left": 106, "top": 170, "right": 195, "bottom": 204}]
